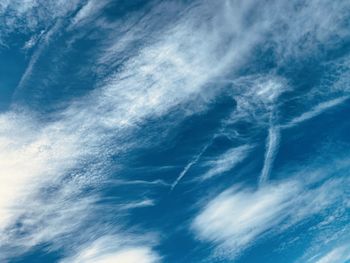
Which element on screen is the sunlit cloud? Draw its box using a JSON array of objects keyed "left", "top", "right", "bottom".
[
  {"left": 60, "top": 235, "right": 161, "bottom": 263},
  {"left": 192, "top": 169, "right": 349, "bottom": 260},
  {"left": 1, "top": 0, "right": 350, "bottom": 262},
  {"left": 201, "top": 145, "right": 252, "bottom": 181}
]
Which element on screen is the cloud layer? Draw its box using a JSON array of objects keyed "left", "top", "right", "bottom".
[{"left": 0, "top": 0, "right": 350, "bottom": 262}]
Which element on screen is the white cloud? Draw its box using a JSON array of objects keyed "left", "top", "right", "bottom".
[
  {"left": 15, "top": 21, "right": 63, "bottom": 92},
  {"left": 61, "top": 235, "right": 160, "bottom": 263},
  {"left": 2, "top": 0, "right": 264, "bottom": 258},
  {"left": 266, "top": 1, "right": 350, "bottom": 60},
  {"left": 171, "top": 143, "right": 210, "bottom": 190},
  {"left": 282, "top": 96, "right": 349, "bottom": 129},
  {"left": 69, "top": 0, "right": 109, "bottom": 29},
  {"left": 0, "top": 0, "right": 81, "bottom": 36},
  {"left": 259, "top": 126, "right": 280, "bottom": 185},
  {"left": 312, "top": 244, "right": 350, "bottom": 263},
  {"left": 201, "top": 145, "right": 251, "bottom": 180},
  {"left": 228, "top": 75, "right": 288, "bottom": 126},
  {"left": 1, "top": 0, "right": 350, "bottom": 261},
  {"left": 192, "top": 176, "right": 348, "bottom": 260}
]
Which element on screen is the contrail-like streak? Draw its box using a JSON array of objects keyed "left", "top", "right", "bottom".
[
  {"left": 170, "top": 143, "right": 210, "bottom": 191},
  {"left": 259, "top": 126, "right": 280, "bottom": 185},
  {"left": 282, "top": 96, "right": 348, "bottom": 129},
  {"left": 259, "top": 96, "right": 347, "bottom": 185}
]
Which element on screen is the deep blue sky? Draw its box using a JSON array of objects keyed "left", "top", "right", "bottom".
[{"left": 0, "top": 1, "right": 350, "bottom": 262}]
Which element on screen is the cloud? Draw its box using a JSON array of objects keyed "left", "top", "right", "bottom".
[
  {"left": 312, "top": 244, "right": 350, "bottom": 263},
  {"left": 171, "top": 143, "right": 210, "bottom": 190},
  {"left": 201, "top": 145, "right": 252, "bottom": 180},
  {"left": 60, "top": 235, "right": 160, "bottom": 263},
  {"left": 191, "top": 175, "right": 348, "bottom": 260},
  {"left": 0, "top": 0, "right": 81, "bottom": 40},
  {"left": 228, "top": 75, "right": 288, "bottom": 127},
  {"left": 69, "top": 0, "right": 110, "bottom": 29},
  {"left": 282, "top": 96, "right": 349, "bottom": 129},
  {"left": 2, "top": 0, "right": 266, "bottom": 258},
  {"left": 265, "top": 0, "right": 350, "bottom": 61},
  {"left": 259, "top": 126, "right": 280, "bottom": 185},
  {"left": 1, "top": 0, "right": 350, "bottom": 262},
  {"left": 15, "top": 21, "right": 63, "bottom": 92}
]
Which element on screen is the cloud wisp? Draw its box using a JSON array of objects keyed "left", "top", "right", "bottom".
[
  {"left": 60, "top": 235, "right": 161, "bottom": 263},
  {"left": 311, "top": 244, "right": 350, "bottom": 263},
  {"left": 281, "top": 96, "right": 349, "bottom": 129},
  {"left": 1, "top": 0, "right": 277, "bottom": 260},
  {"left": 201, "top": 145, "right": 252, "bottom": 181},
  {"left": 171, "top": 143, "right": 210, "bottom": 191},
  {"left": 192, "top": 156, "right": 350, "bottom": 261},
  {"left": 1, "top": 0, "right": 350, "bottom": 262},
  {"left": 259, "top": 126, "right": 280, "bottom": 185}
]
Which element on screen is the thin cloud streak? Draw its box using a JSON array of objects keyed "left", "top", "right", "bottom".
[
  {"left": 60, "top": 235, "right": 161, "bottom": 263},
  {"left": 281, "top": 96, "right": 349, "bottom": 129},
  {"left": 259, "top": 126, "right": 280, "bottom": 185},
  {"left": 312, "top": 244, "right": 350, "bottom": 263},
  {"left": 171, "top": 143, "right": 210, "bottom": 191},
  {"left": 1, "top": 0, "right": 269, "bottom": 259},
  {"left": 1, "top": 0, "right": 350, "bottom": 261},
  {"left": 201, "top": 145, "right": 252, "bottom": 181}
]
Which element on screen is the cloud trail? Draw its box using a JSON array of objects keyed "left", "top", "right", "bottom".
[
  {"left": 312, "top": 244, "right": 350, "bottom": 263},
  {"left": 259, "top": 126, "right": 281, "bottom": 185},
  {"left": 60, "top": 235, "right": 161, "bottom": 263},
  {"left": 282, "top": 96, "right": 349, "bottom": 129},
  {"left": 1, "top": 0, "right": 350, "bottom": 262},
  {"left": 201, "top": 145, "right": 252, "bottom": 181},
  {"left": 171, "top": 143, "right": 210, "bottom": 191},
  {"left": 1, "top": 0, "right": 273, "bottom": 259}
]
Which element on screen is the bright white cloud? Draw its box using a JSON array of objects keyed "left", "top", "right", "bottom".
[
  {"left": 282, "top": 96, "right": 349, "bottom": 129},
  {"left": 313, "top": 244, "right": 350, "bottom": 263},
  {"left": 1, "top": 0, "right": 350, "bottom": 261},
  {"left": 228, "top": 76, "right": 288, "bottom": 126},
  {"left": 192, "top": 176, "right": 348, "bottom": 260},
  {"left": 61, "top": 235, "right": 160, "bottom": 263},
  {"left": 1, "top": 0, "right": 264, "bottom": 258},
  {"left": 259, "top": 126, "right": 280, "bottom": 185},
  {"left": 0, "top": 0, "right": 81, "bottom": 34},
  {"left": 202, "top": 145, "right": 251, "bottom": 180},
  {"left": 70, "top": 0, "right": 109, "bottom": 29}
]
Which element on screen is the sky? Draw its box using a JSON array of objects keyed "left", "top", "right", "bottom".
[{"left": 0, "top": 0, "right": 350, "bottom": 262}]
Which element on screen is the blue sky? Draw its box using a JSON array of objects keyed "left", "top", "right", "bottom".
[{"left": 0, "top": 0, "right": 350, "bottom": 262}]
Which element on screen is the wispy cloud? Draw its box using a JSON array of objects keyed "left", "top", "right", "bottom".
[
  {"left": 1, "top": 0, "right": 350, "bottom": 262},
  {"left": 69, "top": 0, "right": 110, "bottom": 29},
  {"left": 282, "top": 96, "right": 349, "bottom": 129},
  {"left": 311, "top": 244, "right": 350, "bottom": 263},
  {"left": 0, "top": 0, "right": 81, "bottom": 40},
  {"left": 60, "top": 235, "right": 160, "bottom": 263},
  {"left": 15, "top": 21, "right": 63, "bottom": 93},
  {"left": 171, "top": 143, "right": 210, "bottom": 190},
  {"left": 1, "top": 0, "right": 270, "bottom": 259},
  {"left": 201, "top": 145, "right": 252, "bottom": 180},
  {"left": 259, "top": 126, "right": 280, "bottom": 185},
  {"left": 227, "top": 76, "right": 288, "bottom": 127},
  {"left": 192, "top": 171, "right": 349, "bottom": 260}
]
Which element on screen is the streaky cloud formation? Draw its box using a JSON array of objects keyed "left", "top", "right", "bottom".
[
  {"left": 171, "top": 143, "right": 210, "bottom": 190},
  {"left": 1, "top": 0, "right": 271, "bottom": 259},
  {"left": 282, "top": 96, "right": 349, "bottom": 129},
  {"left": 0, "top": 0, "right": 350, "bottom": 262},
  {"left": 192, "top": 156, "right": 350, "bottom": 260},
  {"left": 259, "top": 126, "right": 280, "bottom": 185},
  {"left": 60, "top": 235, "right": 160, "bottom": 263},
  {"left": 312, "top": 244, "right": 350, "bottom": 263},
  {"left": 201, "top": 145, "right": 252, "bottom": 181}
]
